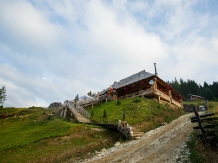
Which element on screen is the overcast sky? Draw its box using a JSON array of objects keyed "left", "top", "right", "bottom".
[{"left": 0, "top": 0, "right": 218, "bottom": 107}]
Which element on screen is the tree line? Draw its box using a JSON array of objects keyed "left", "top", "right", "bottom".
[{"left": 167, "top": 78, "right": 218, "bottom": 101}]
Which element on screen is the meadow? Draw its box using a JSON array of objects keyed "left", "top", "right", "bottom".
[{"left": 0, "top": 98, "right": 187, "bottom": 162}]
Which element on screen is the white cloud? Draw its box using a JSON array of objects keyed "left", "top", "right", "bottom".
[{"left": 0, "top": 0, "right": 218, "bottom": 107}]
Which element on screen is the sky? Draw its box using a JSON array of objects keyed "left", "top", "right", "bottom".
[{"left": 0, "top": 0, "right": 218, "bottom": 107}]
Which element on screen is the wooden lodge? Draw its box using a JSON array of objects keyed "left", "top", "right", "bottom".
[{"left": 98, "top": 70, "right": 183, "bottom": 108}]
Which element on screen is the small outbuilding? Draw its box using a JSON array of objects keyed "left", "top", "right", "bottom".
[{"left": 186, "top": 94, "right": 205, "bottom": 101}]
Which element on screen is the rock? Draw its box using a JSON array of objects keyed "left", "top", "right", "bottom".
[
  {"left": 48, "top": 102, "right": 62, "bottom": 109},
  {"left": 97, "top": 153, "right": 101, "bottom": 157},
  {"left": 114, "top": 142, "right": 121, "bottom": 147},
  {"left": 101, "top": 148, "right": 107, "bottom": 152}
]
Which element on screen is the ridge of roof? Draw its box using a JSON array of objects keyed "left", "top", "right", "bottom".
[{"left": 112, "top": 70, "right": 154, "bottom": 89}]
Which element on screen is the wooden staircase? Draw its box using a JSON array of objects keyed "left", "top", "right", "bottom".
[
  {"left": 117, "top": 120, "right": 144, "bottom": 139},
  {"left": 61, "top": 100, "right": 91, "bottom": 123}
]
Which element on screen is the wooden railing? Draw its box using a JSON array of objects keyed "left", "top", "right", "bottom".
[
  {"left": 77, "top": 97, "right": 99, "bottom": 106},
  {"left": 119, "top": 88, "right": 154, "bottom": 99},
  {"left": 172, "top": 99, "right": 182, "bottom": 108},
  {"left": 156, "top": 89, "right": 171, "bottom": 101},
  {"left": 118, "top": 88, "right": 182, "bottom": 108}
]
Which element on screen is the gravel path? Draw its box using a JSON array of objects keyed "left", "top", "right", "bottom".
[{"left": 80, "top": 113, "right": 195, "bottom": 163}]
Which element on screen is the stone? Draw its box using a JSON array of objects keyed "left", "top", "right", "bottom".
[
  {"left": 101, "top": 148, "right": 107, "bottom": 153},
  {"left": 114, "top": 142, "right": 121, "bottom": 147},
  {"left": 48, "top": 102, "right": 62, "bottom": 109}
]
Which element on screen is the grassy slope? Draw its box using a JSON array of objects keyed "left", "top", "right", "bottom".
[
  {"left": 0, "top": 98, "right": 185, "bottom": 163},
  {"left": 88, "top": 97, "right": 185, "bottom": 132},
  {"left": 0, "top": 108, "right": 119, "bottom": 163}
]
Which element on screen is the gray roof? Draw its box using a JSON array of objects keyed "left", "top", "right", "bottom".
[
  {"left": 112, "top": 70, "right": 154, "bottom": 89},
  {"left": 99, "top": 87, "right": 110, "bottom": 95},
  {"left": 187, "top": 94, "right": 204, "bottom": 99}
]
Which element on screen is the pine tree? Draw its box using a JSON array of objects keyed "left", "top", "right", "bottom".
[
  {"left": 204, "top": 88, "right": 214, "bottom": 100},
  {"left": 74, "top": 94, "right": 79, "bottom": 101}
]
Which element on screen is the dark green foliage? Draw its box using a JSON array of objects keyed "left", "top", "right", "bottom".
[
  {"left": 189, "top": 150, "right": 206, "bottom": 163},
  {"left": 0, "top": 85, "right": 6, "bottom": 107},
  {"left": 91, "top": 110, "right": 94, "bottom": 116},
  {"left": 87, "top": 90, "right": 96, "bottom": 97},
  {"left": 74, "top": 94, "right": 79, "bottom": 101},
  {"left": 47, "top": 115, "right": 51, "bottom": 120},
  {"left": 186, "top": 131, "right": 206, "bottom": 163},
  {"left": 122, "top": 110, "right": 126, "bottom": 120},
  {"left": 116, "top": 100, "right": 121, "bottom": 105},
  {"left": 103, "top": 109, "right": 107, "bottom": 117},
  {"left": 204, "top": 87, "right": 214, "bottom": 100},
  {"left": 133, "top": 98, "right": 141, "bottom": 103},
  {"left": 167, "top": 79, "right": 218, "bottom": 101}
]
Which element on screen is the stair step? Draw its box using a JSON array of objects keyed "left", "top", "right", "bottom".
[
  {"left": 133, "top": 131, "right": 144, "bottom": 134},
  {"left": 132, "top": 133, "right": 144, "bottom": 137}
]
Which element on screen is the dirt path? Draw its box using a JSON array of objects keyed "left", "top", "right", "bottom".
[{"left": 82, "top": 113, "right": 195, "bottom": 163}]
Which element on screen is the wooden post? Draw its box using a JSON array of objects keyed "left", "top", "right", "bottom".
[
  {"left": 180, "top": 99, "right": 183, "bottom": 108},
  {"left": 192, "top": 105, "right": 208, "bottom": 144},
  {"left": 168, "top": 90, "right": 172, "bottom": 103},
  {"left": 60, "top": 108, "right": 63, "bottom": 117},
  {"left": 63, "top": 108, "right": 67, "bottom": 118}
]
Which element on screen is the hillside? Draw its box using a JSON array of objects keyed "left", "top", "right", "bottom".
[
  {"left": 0, "top": 98, "right": 185, "bottom": 163},
  {"left": 87, "top": 97, "right": 184, "bottom": 132}
]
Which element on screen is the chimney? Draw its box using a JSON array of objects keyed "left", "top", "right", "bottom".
[{"left": 154, "top": 63, "right": 158, "bottom": 76}]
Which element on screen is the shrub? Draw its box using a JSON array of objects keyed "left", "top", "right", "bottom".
[
  {"left": 117, "top": 100, "right": 121, "bottom": 105},
  {"left": 103, "top": 109, "right": 107, "bottom": 117},
  {"left": 122, "top": 110, "right": 126, "bottom": 120},
  {"left": 133, "top": 98, "right": 141, "bottom": 103}
]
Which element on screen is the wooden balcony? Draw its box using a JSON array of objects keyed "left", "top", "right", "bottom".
[
  {"left": 172, "top": 99, "right": 182, "bottom": 108},
  {"left": 155, "top": 89, "right": 171, "bottom": 102},
  {"left": 77, "top": 88, "right": 182, "bottom": 108},
  {"left": 119, "top": 88, "right": 182, "bottom": 108}
]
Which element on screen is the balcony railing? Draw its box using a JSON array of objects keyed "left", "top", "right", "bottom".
[
  {"left": 119, "top": 88, "right": 154, "bottom": 99},
  {"left": 75, "top": 88, "right": 182, "bottom": 108},
  {"left": 156, "top": 90, "right": 171, "bottom": 101},
  {"left": 172, "top": 99, "right": 182, "bottom": 108},
  {"left": 118, "top": 88, "right": 182, "bottom": 108}
]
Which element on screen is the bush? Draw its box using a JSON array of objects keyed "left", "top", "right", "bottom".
[
  {"left": 122, "top": 110, "right": 126, "bottom": 120},
  {"left": 103, "top": 109, "right": 107, "bottom": 117},
  {"left": 117, "top": 100, "right": 121, "bottom": 105},
  {"left": 133, "top": 98, "right": 141, "bottom": 103}
]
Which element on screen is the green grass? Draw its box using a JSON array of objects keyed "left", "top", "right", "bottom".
[
  {"left": 88, "top": 97, "right": 185, "bottom": 130},
  {"left": 0, "top": 99, "right": 186, "bottom": 163},
  {"left": 183, "top": 100, "right": 206, "bottom": 107},
  {"left": 0, "top": 118, "right": 72, "bottom": 150},
  {"left": 0, "top": 108, "right": 75, "bottom": 151},
  {"left": 183, "top": 100, "right": 218, "bottom": 112},
  {"left": 0, "top": 108, "right": 120, "bottom": 163},
  {"left": 186, "top": 131, "right": 206, "bottom": 163}
]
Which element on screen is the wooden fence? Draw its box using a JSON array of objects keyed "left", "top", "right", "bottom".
[{"left": 191, "top": 105, "right": 218, "bottom": 147}]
